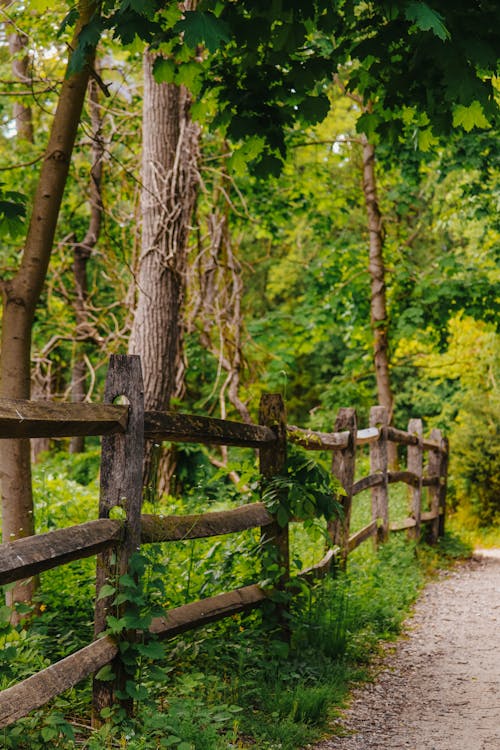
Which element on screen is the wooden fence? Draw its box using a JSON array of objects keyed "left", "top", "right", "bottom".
[{"left": 0, "top": 355, "right": 448, "bottom": 728}]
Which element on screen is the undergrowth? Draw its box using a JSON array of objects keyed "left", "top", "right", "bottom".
[{"left": 0, "top": 452, "right": 473, "bottom": 749}]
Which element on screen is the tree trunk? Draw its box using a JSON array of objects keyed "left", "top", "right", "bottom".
[
  {"left": 9, "top": 29, "right": 34, "bottom": 143},
  {"left": 128, "top": 49, "right": 200, "bottom": 494},
  {"left": 71, "top": 78, "right": 104, "bottom": 453},
  {"left": 361, "top": 135, "right": 397, "bottom": 469},
  {"left": 0, "top": 2, "right": 98, "bottom": 612}
]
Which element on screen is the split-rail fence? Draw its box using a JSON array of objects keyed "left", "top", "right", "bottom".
[{"left": 0, "top": 355, "right": 448, "bottom": 728}]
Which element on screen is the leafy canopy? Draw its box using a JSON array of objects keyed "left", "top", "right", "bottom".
[{"left": 63, "top": 0, "right": 499, "bottom": 173}]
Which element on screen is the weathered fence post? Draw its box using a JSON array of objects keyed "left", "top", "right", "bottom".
[
  {"left": 427, "top": 428, "right": 442, "bottom": 544},
  {"left": 370, "top": 406, "right": 389, "bottom": 544},
  {"left": 329, "top": 408, "right": 357, "bottom": 568},
  {"left": 259, "top": 393, "right": 289, "bottom": 640},
  {"left": 438, "top": 435, "right": 449, "bottom": 538},
  {"left": 407, "top": 418, "right": 423, "bottom": 540},
  {"left": 92, "top": 355, "right": 144, "bottom": 723}
]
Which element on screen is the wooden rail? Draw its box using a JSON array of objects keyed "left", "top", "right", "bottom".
[{"left": 0, "top": 355, "right": 449, "bottom": 729}]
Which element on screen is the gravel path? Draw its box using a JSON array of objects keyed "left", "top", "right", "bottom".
[{"left": 309, "top": 549, "right": 500, "bottom": 750}]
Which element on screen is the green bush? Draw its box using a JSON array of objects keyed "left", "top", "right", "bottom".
[{"left": 450, "top": 389, "right": 500, "bottom": 525}]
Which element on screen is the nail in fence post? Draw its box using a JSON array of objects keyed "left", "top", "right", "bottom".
[
  {"left": 370, "top": 406, "right": 389, "bottom": 544},
  {"left": 92, "top": 355, "right": 144, "bottom": 723},
  {"left": 427, "top": 428, "right": 442, "bottom": 544},
  {"left": 259, "top": 393, "right": 289, "bottom": 641},
  {"left": 407, "top": 418, "right": 423, "bottom": 541},
  {"left": 329, "top": 408, "right": 357, "bottom": 568}
]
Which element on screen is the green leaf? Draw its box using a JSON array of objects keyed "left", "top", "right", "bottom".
[
  {"left": 299, "top": 94, "right": 330, "bottom": 125},
  {"left": 0, "top": 605, "right": 12, "bottom": 624},
  {"left": 452, "top": 101, "right": 491, "bottom": 132},
  {"left": 175, "top": 61, "right": 203, "bottom": 95},
  {"left": 125, "top": 680, "right": 149, "bottom": 700},
  {"left": 97, "top": 584, "right": 116, "bottom": 601},
  {"left": 136, "top": 640, "right": 165, "bottom": 659},
  {"left": 106, "top": 615, "right": 127, "bottom": 634},
  {"left": 417, "top": 126, "right": 438, "bottom": 151},
  {"left": 94, "top": 664, "right": 115, "bottom": 682},
  {"left": 41, "top": 727, "right": 58, "bottom": 742},
  {"left": 404, "top": 1, "right": 450, "bottom": 41},
  {"left": 0, "top": 189, "right": 26, "bottom": 238},
  {"left": 153, "top": 57, "right": 176, "bottom": 84},
  {"left": 176, "top": 11, "right": 230, "bottom": 53}
]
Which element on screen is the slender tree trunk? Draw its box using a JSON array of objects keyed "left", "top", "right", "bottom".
[
  {"left": 71, "top": 78, "right": 104, "bottom": 453},
  {"left": 361, "top": 135, "right": 398, "bottom": 468},
  {"left": 8, "top": 27, "right": 34, "bottom": 143},
  {"left": 128, "top": 49, "right": 200, "bottom": 493},
  {"left": 0, "top": 1, "right": 97, "bottom": 612}
]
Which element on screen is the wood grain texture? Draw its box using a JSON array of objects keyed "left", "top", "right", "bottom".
[
  {"left": 352, "top": 473, "right": 384, "bottom": 496},
  {"left": 0, "top": 519, "right": 122, "bottom": 585},
  {"left": 370, "top": 406, "right": 389, "bottom": 543},
  {"left": 144, "top": 410, "right": 275, "bottom": 447},
  {"left": 259, "top": 393, "right": 289, "bottom": 639},
  {"left": 141, "top": 503, "right": 273, "bottom": 543},
  {"left": 93, "top": 355, "right": 144, "bottom": 718},
  {"left": 0, "top": 399, "right": 128, "bottom": 438},
  {"left": 0, "top": 636, "right": 117, "bottom": 728},
  {"left": 387, "top": 470, "right": 420, "bottom": 487},
  {"left": 329, "top": 408, "right": 357, "bottom": 566},
  {"left": 150, "top": 584, "right": 267, "bottom": 639},
  {"left": 348, "top": 521, "right": 378, "bottom": 552},
  {"left": 386, "top": 426, "right": 419, "bottom": 447},
  {"left": 390, "top": 517, "right": 417, "bottom": 532}
]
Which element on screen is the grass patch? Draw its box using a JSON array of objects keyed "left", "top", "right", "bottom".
[{"left": 0, "top": 452, "right": 475, "bottom": 750}]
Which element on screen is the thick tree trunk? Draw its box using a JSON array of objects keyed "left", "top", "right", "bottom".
[
  {"left": 71, "top": 78, "right": 104, "bottom": 453},
  {"left": 0, "top": 2, "right": 97, "bottom": 611},
  {"left": 128, "top": 50, "right": 200, "bottom": 493},
  {"left": 361, "top": 136, "right": 397, "bottom": 468}
]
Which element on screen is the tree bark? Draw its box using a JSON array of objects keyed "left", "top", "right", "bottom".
[
  {"left": 71, "top": 77, "right": 104, "bottom": 453},
  {"left": 8, "top": 29, "right": 34, "bottom": 143},
  {"left": 128, "top": 49, "right": 200, "bottom": 494},
  {"left": 0, "top": 1, "right": 98, "bottom": 611},
  {"left": 361, "top": 136, "right": 397, "bottom": 469}
]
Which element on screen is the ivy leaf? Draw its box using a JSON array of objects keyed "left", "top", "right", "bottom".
[
  {"left": 176, "top": 11, "right": 230, "bottom": 53},
  {"left": 452, "top": 101, "right": 491, "bottom": 132},
  {"left": 404, "top": 2, "right": 450, "bottom": 41}
]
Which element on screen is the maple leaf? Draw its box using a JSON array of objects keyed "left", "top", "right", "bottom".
[
  {"left": 176, "top": 11, "right": 230, "bottom": 53},
  {"left": 452, "top": 101, "right": 491, "bottom": 132},
  {"left": 404, "top": 1, "right": 450, "bottom": 41}
]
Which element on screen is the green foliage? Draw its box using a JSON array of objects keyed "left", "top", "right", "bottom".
[
  {"left": 262, "top": 445, "right": 344, "bottom": 529},
  {"left": 451, "top": 390, "right": 500, "bottom": 524},
  {"left": 0, "top": 186, "right": 26, "bottom": 238}
]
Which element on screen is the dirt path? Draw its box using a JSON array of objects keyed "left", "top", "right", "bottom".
[{"left": 310, "top": 549, "right": 500, "bottom": 750}]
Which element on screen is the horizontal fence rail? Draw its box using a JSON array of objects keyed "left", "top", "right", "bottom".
[{"left": 0, "top": 354, "right": 449, "bottom": 729}]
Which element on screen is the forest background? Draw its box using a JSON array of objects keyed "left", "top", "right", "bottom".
[
  {"left": 1, "top": 0, "right": 497, "bottom": 536},
  {"left": 0, "top": 1, "right": 498, "bottom": 747}
]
